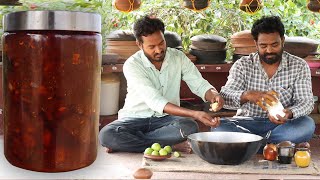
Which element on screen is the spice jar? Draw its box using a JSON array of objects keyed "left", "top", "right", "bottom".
[
  {"left": 2, "top": 11, "right": 102, "bottom": 172},
  {"left": 277, "top": 141, "right": 295, "bottom": 164},
  {"left": 294, "top": 148, "right": 311, "bottom": 168}
]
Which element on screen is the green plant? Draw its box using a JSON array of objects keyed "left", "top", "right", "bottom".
[{"left": 0, "top": 0, "right": 319, "bottom": 58}]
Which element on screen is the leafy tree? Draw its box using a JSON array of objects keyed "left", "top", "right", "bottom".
[{"left": 0, "top": 0, "right": 319, "bottom": 58}]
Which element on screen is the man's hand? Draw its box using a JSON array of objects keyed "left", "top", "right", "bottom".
[
  {"left": 268, "top": 109, "right": 293, "bottom": 124},
  {"left": 163, "top": 103, "right": 220, "bottom": 128},
  {"left": 241, "top": 90, "right": 278, "bottom": 110},
  {"left": 206, "top": 89, "right": 224, "bottom": 112},
  {"left": 193, "top": 111, "right": 220, "bottom": 128}
]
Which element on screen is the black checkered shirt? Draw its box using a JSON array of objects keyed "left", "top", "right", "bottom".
[{"left": 221, "top": 51, "right": 314, "bottom": 119}]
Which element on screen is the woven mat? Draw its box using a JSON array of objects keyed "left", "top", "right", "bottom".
[{"left": 142, "top": 154, "right": 320, "bottom": 175}]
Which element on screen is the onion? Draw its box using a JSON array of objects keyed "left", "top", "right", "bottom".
[{"left": 133, "top": 168, "right": 153, "bottom": 179}]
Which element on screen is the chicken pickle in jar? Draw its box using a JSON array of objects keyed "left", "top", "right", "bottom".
[{"left": 2, "top": 11, "right": 102, "bottom": 172}]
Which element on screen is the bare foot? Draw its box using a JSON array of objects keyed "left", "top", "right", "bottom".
[
  {"left": 172, "top": 141, "right": 193, "bottom": 154},
  {"left": 105, "top": 147, "right": 113, "bottom": 153}
]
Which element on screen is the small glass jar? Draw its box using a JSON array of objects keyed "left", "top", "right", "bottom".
[
  {"left": 277, "top": 142, "right": 295, "bottom": 164},
  {"left": 294, "top": 148, "right": 311, "bottom": 168},
  {"left": 2, "top": 11, "right": 101, "bottom": 172}
]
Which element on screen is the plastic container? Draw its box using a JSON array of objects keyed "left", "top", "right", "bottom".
[
  {"left": 2, "top": 11, "right": 102, "bottom": 172},
  {"left": 100, "top": 73, "right": 120, "bottom": 115}
]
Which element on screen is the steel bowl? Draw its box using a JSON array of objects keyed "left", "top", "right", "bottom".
[{"left": 188, "top": 132, "right": 263, "bottom": 165}]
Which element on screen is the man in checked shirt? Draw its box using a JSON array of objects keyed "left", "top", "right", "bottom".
[{"left": 211, "top": 16, "right": 315, "bottom": 146}]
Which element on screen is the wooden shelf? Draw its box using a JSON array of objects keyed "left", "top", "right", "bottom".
[
  {"left": 102, "top": 63, "right": 233, "bottom": 73},
  {"left": 102, "top": 64, "right": 123, "bottom": 73},
  {"left": 311, "top": 68, "right": 320, "bottom": 77},
  {"left": 195, "top": 63, "right": 233, "bottom": 72},
  {"left": 102, "top": 63, "right": 320, "bottom": 76}
]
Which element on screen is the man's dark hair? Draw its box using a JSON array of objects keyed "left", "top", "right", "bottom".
[
  {"left": 251, "top": 16, "right": 285, "bottom": 41},
  {"left": 133, "top": 15, "right": 165, "bottom": 43}
]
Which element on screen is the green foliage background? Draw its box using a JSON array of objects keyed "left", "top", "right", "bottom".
[{"left": 0, "top": 0, "right": 320, "bottom": 59}]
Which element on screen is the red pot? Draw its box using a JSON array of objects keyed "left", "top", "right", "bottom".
[{"left": 113, "top": 0, "right": 141, "bottom": 12}]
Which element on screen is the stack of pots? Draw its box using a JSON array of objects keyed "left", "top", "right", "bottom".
[
  {"left": 189, "top": 34, "right": 227, "bottom": 64},
  {"left": 284, "top": 36, "right": 320, "bottom": 68},
  {"left": 231, "top": 30, "right": 256, "bottom": 62},
  {"left": 163, "top": 31, "right": 198, "bottom": 63},
  {"left": 164, "top": 31, "right": 183, "bottom": 51},
  {"left": 284, "top": 36, "right": 319, "bottom": 58},
  {"left": 106, "top": 30, "right": 139, "bottom": 63}
]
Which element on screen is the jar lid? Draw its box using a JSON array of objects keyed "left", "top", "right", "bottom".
[{"left": 3, "top": 10, "right": 101, "bottom": 33}]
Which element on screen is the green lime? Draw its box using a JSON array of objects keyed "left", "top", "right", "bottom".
[
  {"left": 163, "top": 145, "right": 172, "bottom": 154},
  {"left": 151, "top": 150, "right": 159, "bottom": 156},
  {"left": 151, "top": 143, "right": 161, "bottom": 151},
  {"left": 144, "top": 147, "right": 153, "bottom": 155},
  {"left": 173, "top": 151, "right": 181, "bottom": 157},
  {"left": 159, "top": 148, "right": 168, "bottom": 156}
]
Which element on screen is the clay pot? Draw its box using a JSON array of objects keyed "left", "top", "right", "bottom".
[
  {"left": 284, "top": 36, "right": 319, "bottom": 58},
  {"left": 106, "top": 30, "right": 139, "bottom": 62},
  {"left": 164, "top": 31, "right": 183, "bottom": 49},
  {"left": 231, "top": 30, "right": 255, "bottom": 48},
  {"left": 233, "top": 54, "right": 247, "bottom": 62},
  {"left": 0, "top": 0, "right": 22, "bottom": 5},
  {"left": 185, "top": 53, "right": 197, "bottom": 63},
  {"left": 239, "top": 0, "right": 263, "bottom": 13},
  {"left": 113, "top": 0, "right": 141, "bottom": 12},
  {"left": 183, "top": 0, "right": 209, "bottom": 11},
  {"left": 234, "top": 46, "right": 257, "bottom": 55},
  {"left": 307, "top": 0, "right": 320, "bottom": 12},
  {"left": 231, "top": 30, "right": 253, "bottom": 39},
  {"left": 106, "top": 30, "right": 136, "bottom": 41},
  {"left": 304, "top": 55, "right": 319, "bottom": 61},
  {"left": 190, "top": 48, "right": 226, "bottom": 64},
  {"left": 190, "top": 34, "right": 227, "bottom": 51},
  {"left": 102, "top": 53, "right": 120, "bottom": 65}
]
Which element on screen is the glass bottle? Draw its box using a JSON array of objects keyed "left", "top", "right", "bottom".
[{"left": 2, "top": 11, "right": 102, "bottom": 172}]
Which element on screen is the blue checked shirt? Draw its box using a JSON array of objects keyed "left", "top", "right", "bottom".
[
  {"left": 221, "top": 51, "right": 314, "bottom": 119},
  {"left": 118, "top": 48, "right": 215, "bottom": 119}
]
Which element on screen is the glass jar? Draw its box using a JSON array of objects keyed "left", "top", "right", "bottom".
[
  {"left": 294, "top": 148, "right": 311, "bottom": 168},
  {"left": 277, "top": 144, "right": 295, "bottom": 164},
  {"left": 2, "top": 11, "right": 101, "bottom": 172}
]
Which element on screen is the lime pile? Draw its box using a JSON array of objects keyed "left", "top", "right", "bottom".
[{"left": 144, "top": 143, "right": 181, "bottom": 157}]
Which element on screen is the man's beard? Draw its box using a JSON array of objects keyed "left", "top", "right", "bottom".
[
  {"left": 259, "top": 50, "right": 283, "bottom": 65},
  {"left": 143, "top": 49, "right": 166, "bottom": 62}
]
